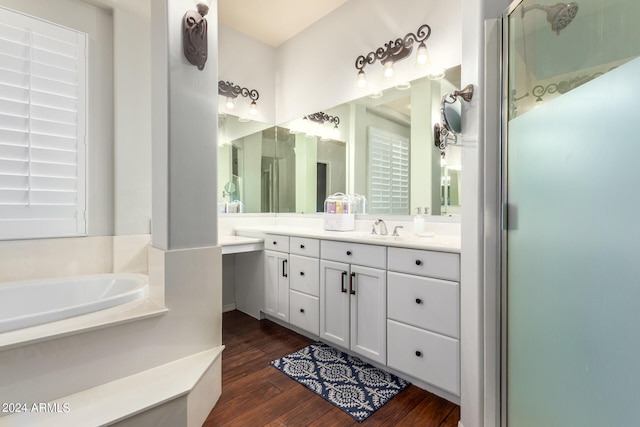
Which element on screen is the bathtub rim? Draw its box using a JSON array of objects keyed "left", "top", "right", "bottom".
[
  {"left": 0, "top": 273, "right": 168, "bottom": 351},
  {"left": 0, "top": 273, "right": 150, "bottom": 333}
]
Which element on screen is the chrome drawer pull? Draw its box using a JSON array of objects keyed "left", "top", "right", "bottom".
[
  {"left": 416, "top": 298, "right": 422, "bottom": 304},
  {"left": 415, "top": 350, "right": 422, "bottom": 357}
]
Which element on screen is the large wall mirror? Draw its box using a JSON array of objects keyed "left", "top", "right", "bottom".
[{"left": 218, "top": 66, "right": 461, "bottom": 216}]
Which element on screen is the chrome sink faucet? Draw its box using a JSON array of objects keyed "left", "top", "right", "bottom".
[
  {"left": 374, "top": 219, "right": 388, "bottom": 236},
  {"left": 392, "top": 225, "right": 403, "bottom": 237}
]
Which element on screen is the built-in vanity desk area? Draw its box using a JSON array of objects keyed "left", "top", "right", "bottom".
[{"left": 219, "top": 219, "right": 461, "bottom": 404}]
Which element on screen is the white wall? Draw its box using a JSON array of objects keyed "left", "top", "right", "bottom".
[
  {"left": 113, "top": 6, "right": 152, "bottom": 235},
  {"left": 275, "top": 0, "right": 462, "bottom": 123}
]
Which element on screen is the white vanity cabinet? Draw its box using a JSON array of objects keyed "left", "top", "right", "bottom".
[
  {"left": 264, "top": 234, "right": 290, "bottom": 322},
  {"left": 386, "top": 247, "right": 461, "bottom": 396},
  {"left": 320, "top": 240, "right": 387, "bottom": 365},
  {"left": 288, "top": 237, "right": 320, "bottom": 335}
]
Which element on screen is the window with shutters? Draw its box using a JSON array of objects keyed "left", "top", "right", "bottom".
[
  {"left": 0, "top": 7, "right": 87, "bottom": 240},
  {"left": 367, "top": 127, "right": 409, "bottom": 215}
]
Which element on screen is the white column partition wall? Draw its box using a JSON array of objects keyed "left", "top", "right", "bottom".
[{"left": 152, "top": 0, "right": 218, "bottom": 250}]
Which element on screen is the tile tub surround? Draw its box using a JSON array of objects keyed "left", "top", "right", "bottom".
[
  {"left": 0, "top": 234, "right": 152, "bottom": 283},
  {"left": 0, "top": 236, "right": 114, "bottom": 283},
  {"left": 0, "top": 234, "right": 162, "bottom": 350}
]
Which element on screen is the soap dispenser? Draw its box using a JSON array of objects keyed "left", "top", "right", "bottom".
[{"left": 413, "top": 207, "right": 424, "bottom": 235}]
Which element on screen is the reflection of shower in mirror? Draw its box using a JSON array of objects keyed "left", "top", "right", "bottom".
[{"left": 521, "top": 2, "right": 579, "bottom": 35}]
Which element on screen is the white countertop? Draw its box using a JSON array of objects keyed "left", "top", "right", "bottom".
[
  {"left": 218, "top": 235, "right": 264, "bottom": 254},
  {"left": 233, "top": 225, "right": 460, "bottom": 253}
]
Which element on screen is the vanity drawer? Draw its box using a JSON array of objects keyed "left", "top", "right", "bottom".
[
  {"left": 321, "top": 240, "right": 386, "bottom": 269},
  {"left": 289, "top": 254, "right": 320, "bottom": 296},
  {"left": 388, "top": 272, "right": 459, "bottom": 338},
  {"left": 290, "top": 290, "right": 319, "bottom": 336},
  {"left": 264, "top": 234, "right": 290, "bottom": 253},
  {"left": 290, "top": 237, "right": 320, "bottom": 257},
  {"left": 387, "top": 319, "right": 460, "bottom": 396},
  {"left": 387, "top": 247, "right": 459, "bottom": 281}
]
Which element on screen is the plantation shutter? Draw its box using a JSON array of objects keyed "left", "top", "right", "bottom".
[
  {"left": 0, "top": 7, "right": 87, "bottom": 240},
  {"left": 368, "top": 127, "right": 409, "bottom": 215}
]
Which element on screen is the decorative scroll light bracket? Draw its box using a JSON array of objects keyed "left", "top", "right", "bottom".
[
  {"left": 183, "top": 1, "right": 210, "bottom": 70},
  {"left": 304, "top": 112, "right": 340, "bottom": 128}
]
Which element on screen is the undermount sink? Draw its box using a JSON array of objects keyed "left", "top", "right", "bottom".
[
  {"left": 343, "top": 230, "right": 435, "bottom": 241},
  {"left": 344, "top": 231, "right": 408, "bottom": 240}
]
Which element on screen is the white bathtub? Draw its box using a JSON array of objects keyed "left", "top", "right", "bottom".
[{"left": 0, "top": 273, "right": 149, "bottom": 334}]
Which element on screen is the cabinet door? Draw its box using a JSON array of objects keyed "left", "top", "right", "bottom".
[
  {"left": 350, "top": 264, "right": 387, "bottom": 365},
  {"left": 319, "top": 260, "right": 350, "bottom": 348},
  {"left": 265, "top": 250, "right": 289, "bottom": 322}
]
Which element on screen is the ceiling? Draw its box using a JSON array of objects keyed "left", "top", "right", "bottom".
[{"left": 217, "top": 0, "right": 350, "bottom": 47}]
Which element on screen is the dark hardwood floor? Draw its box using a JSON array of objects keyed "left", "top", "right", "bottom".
[{"left": 203, "top": 310, "right": 460, "bottom": 426}]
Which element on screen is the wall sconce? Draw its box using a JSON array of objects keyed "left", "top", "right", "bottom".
[
  {"left": 301, "top": 112, "right": 341, "bottom": 141},
  {"left": 183, "top": 0, "right": 211, "bottom": 70},
  {"left": 434, "top": 84, "right": 474, "bottom": 150},
  {"left": 218, "top": 80, "right": 260, "bottom": 118},
  {"left": 355, "top": 24, "right": 443, "bottom": 89}
]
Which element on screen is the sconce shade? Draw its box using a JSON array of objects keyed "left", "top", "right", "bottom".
[
  {"left": 383, "top": 61, "right": 395, "bottom": 78},
  {"left": 416, "top": 42, "right": 428, "bottom": 65},
  {"left": 357, "top": 70, "right": 367, "bottom": 88},
  {"left": 183, "top": 5, "right": 209, "bottom": 70}
]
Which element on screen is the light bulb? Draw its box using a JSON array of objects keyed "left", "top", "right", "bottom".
[
  {"left": 225, "top": 97, "right": 234, "bottom": 109},
  {"left": 332, "top": 125, "right": 340, "bottom": 140},
  {"left": 250, "top": 100, "right": 258, "bottom": 115},
  {"left": 416, "top": 42, "right": 428, "bottom": 65},
  {"left": 356, "top": 70, "right": 367, "bottom": 88},
  {"left": 383, "top": 61, "right": 394, "bottom": 79}
]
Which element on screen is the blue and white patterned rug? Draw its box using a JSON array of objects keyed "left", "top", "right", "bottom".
[{"left": 270, "top": 341, "right": 410, "bottom": 422}]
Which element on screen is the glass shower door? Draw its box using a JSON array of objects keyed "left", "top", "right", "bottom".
[{"left": 505, "top": 0, "right": 640, "bottom": 426}]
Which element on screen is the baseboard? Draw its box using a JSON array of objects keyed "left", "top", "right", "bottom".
[{"left": 222, "top": 303, "right": 236, "bottom": 313}]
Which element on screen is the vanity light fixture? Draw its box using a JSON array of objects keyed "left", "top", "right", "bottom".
[
  {"left": 183, "top": 0, "right": 211, "bottom": 70},
  {"left": 355, "top": 24, "right": 443, "bottom": 88},
  {"left": 303, "top": 112, "right": 341, "bottom": 141},
  {"left": 218, "top": 80, "right": 260, "bottom": 117}
]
